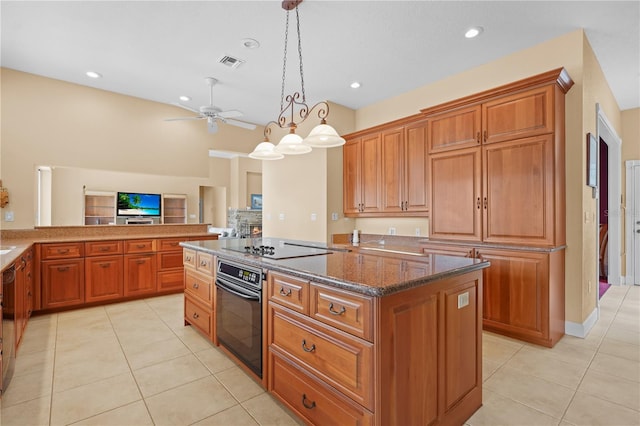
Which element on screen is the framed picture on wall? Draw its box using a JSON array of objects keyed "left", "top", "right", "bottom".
[
  {"left": 586, "top": 133, "right": 597, "bottom": 188},
  {"left": 251, "top": 194, "right": 262, "bottom": 210}
]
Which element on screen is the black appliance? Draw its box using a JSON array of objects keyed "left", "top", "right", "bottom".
[
  {"left": 215, "top": 259, "right": 264, "bottom": 378},
  {"left": 221, "top": 240, "right": 336, "bottom": 260},
  {"left": 2, "top": 265, "right": 16, "bottom": 395}
]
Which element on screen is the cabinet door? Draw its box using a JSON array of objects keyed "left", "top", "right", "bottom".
[
  {"left": 404, "top": 120, "right": 429, "bottom": 212},
  {"left": 482, "top": 85, "right": 554, "bottom": 144},
  {"left": 360, "top": 133, "right": 382, "bottom": 214},
  {"left": 124, "top": 254, "right": 157, "bottom": 297},
  {"left": 85, "top": 255, "right": 124, "bottom": 303},
  {"left": 342, "top": 139, "right": 361, "bottom": 215},
  {"left": 427, "top": 105, "right": 481, "bottom": 153},
  {"left": 429, "top": 147, "right": 482, "bottom": 241},
  {"left": 483, "top": 135, "right": 555, "bottom": 245},
  {"left": 42, "top": 259, "right": 85, "bottom": 309},
  {"left": 381, "top": 127, "right": 405, "bottom": 213},
  {"left": 476, "top": 248, "right": 548, "bottom": 340}
]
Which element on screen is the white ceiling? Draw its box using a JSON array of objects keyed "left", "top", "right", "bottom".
[{"left": 2, "top": 1, "right": 638, "bottom": 128}]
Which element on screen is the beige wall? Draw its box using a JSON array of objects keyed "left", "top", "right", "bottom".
[{"left": 1, "top": 68, "right": 263, "bottom": 228}]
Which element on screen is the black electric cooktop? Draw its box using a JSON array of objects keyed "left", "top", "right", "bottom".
[{"left": 221, "top": 239, "right": 343, "bottom": 260}]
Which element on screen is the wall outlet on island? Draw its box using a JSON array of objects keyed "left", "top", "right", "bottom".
[
  {"left": 388, "top": 227, "right": 396, "bottom": 235},
  {"left": 415, "top": 228, "right": 421, "bottom": 236}
]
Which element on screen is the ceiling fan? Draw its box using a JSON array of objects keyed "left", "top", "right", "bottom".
[{"left": 165, "top": 77, "right": 257, "bottom": 133}]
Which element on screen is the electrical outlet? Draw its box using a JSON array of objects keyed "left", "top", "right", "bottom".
[
  {"left": 4, "top": 211, "right": 14, "bottom": 222},
  {"left": 189, "top": 214, "right": 196, "bottom": 219},
  {"left": 279, "top": 213, "right": 285, "bottom": 221},
  {"left": 415, "top": 228, "right": 421, "bottom": 236},
  {"left": 310, "top": 213, "right": 317, "bottom": 221},
  {"left": 588, "top": 280, "right": 592, "bottom": 293},
  {"left": 331, "top": 212, "right": 339, "bottom": 221},
  {"left": 388, "top": 227, "right": 396, "bottom": 235}
]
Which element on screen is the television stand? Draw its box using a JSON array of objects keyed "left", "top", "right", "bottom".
[{"left": 125, "top": 217, "right": 154, "bottom": 225}]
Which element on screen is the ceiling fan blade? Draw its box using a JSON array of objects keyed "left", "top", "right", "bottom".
[
  {"left": 216, "top": 110, "right": 243, "bottom": 119},
  {"left": 207, "top": 118, "right": 219, "bottom": 133},
  {"left": 225, "top": 118, "right": 257, "bottom": 130},
  {"left": 172, "top": 102, "right": 200, "bottom": 114},
  {"left": 164, "top": 116, "right": 204, "bottom": 121}
]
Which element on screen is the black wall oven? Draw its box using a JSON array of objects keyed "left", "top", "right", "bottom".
[{"left": 215, "top": 259, "right": 263, "bottom": 378}]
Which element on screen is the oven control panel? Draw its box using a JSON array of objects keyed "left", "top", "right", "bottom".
[{"left": 217, "top": 260, "right": 263, "bottom": 287}]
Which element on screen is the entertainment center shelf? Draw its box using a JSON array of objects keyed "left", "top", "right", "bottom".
[{"left": 83, "top": 190, "right": 187, "bottom": 225}]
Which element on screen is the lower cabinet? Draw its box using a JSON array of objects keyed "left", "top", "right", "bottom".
[
  {"left": 422, "top": 242, "right": 565, "bottom": 347},
  {"left": 41, "top": 258, "right": 85, "bottom": 310},
  {"left": 85, "top": 255, "right": 124, "bottom": 303},
  {"left": 267, "top": 269, "right": 483, "bottom": 425},
  {"left": 183, "top": 263, "right": 215, "bottom": 341},
  {"left": 124, "top": 253, "right": 157, "bottom": 297}
]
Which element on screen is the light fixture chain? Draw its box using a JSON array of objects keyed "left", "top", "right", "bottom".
[
  {"left": 280, "top": 10, "right": 290, "bottom": 112},
  {"left": 295, "top": 6, "right": 306, "bottom": 103}
]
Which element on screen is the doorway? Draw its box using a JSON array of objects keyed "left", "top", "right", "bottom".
[
  {"left": 626, "top": 160, "right": 640, "bottom": 285},
  {"left": 596, "top": 105, "right": 623, "bottom": 307},
  {"left": 199, "top": 186, "right": 227, "bottom": 227}
]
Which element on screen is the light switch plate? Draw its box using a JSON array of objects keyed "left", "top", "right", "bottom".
[{"left": 458, "top": 292, "right": 469, "bottom": 309}]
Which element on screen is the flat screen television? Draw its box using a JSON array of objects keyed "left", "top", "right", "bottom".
[{"left": 117, "top": 192, "right": 161, "bottom": 217}]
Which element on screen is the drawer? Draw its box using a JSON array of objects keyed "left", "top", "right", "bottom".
[
  {"left": 85, "top": 240, "right": 123, "bottom": 256},
  {"left": 185, "top": 296, "right": 213, "bottom": 339},
  {"left": 157, "top": 251, "right": 184, "bottom": 270},
  {"left": 268, "top": 272, "right": 309, "bottom": 314},
  {"left": 270, "top": 352, "right": 374, "bottom": 426},
  {"left": 184, "top": 269, "right": 213, "bottom": 304},
  {"left": 158, "top": 238, "right": 184, "bottom": 252},
  {"left": 183, "top": 249, "right": 197, "bottom": 268},
  {"left": 41, "top": 242, "right": 84, "bottom": 260},
  {"left": 196, "top": 252, "right": 214, "bottom": 274},
  {"left": 124, "top": 239, "right": 155, "bottom": 254},
  {"left": 269, "top": 305, "right": 374, "bottom": 410},
  {"left": 310, "top": 283, "right": 373, "bottom": 341}
]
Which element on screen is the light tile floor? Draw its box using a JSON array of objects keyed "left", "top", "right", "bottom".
[{"left": 1, "top": 285, "right": 638, "bottom": 425}]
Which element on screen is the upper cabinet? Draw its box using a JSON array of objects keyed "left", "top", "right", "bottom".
[
  {"left": 162, "top": 193, "right": 187, "bottom": 224},
  {"left": 83, "top": 190, "right": 116, "bottom": 225},
  {"left": 423, "top": 68, "right": 572, "bottom": 247},
  {"left": 344, "top": 117, "right": 428, "bottom": 217}
]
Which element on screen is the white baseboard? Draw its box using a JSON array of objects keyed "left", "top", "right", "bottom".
[{"left": 565, "top": 307, "right": 599, "bottom": 338}]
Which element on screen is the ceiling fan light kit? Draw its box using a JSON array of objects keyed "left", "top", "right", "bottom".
[{"left": 249, "top": 0, "right": 345, "bottom": 161}]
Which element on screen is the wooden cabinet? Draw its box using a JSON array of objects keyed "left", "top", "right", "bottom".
[
  {"left": 183, "top": 250, "right": 215, "bottom": 341},
  {"left": 381, "top": 122, "right": 429, "bottom": 214},
  {"left": 84, "top": 241, "right": 124, "bottom": 303},
  {"left": 162, "top": 194, "right": 187, "bottom": 224},
  {"left": 344, "top": 119, "right": 428, "bottom": 217},
  {"left": 343, "top": 133, "right": 382, "bottom": 215},
  {"left": 422, "top": 242, "right": 565, "bottom": 347},
  {"left": 124, "top": 239, "right": 156, "bottom": 297},
  {"left": 428, "top": 105, "right": 481, "bottom": 153},
  {"left": 83, "top": 190, "right": 116, "bottom": 225},
  {"left": 267, "top": 269, "right": 483, "bottom": 425},
  {"left": 41, "top": 243, "right": 85, "bottom": 310},
  {"left": 157, "top": 237, "right": 187, "bottom": 293}
]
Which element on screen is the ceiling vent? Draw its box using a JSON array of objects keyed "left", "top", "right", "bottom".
[{"left": 218, "top": 55, "right": 245, "bottom": 69}]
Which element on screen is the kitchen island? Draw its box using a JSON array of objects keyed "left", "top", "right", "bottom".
[{"left": 181, "top": 238, "right": 490, "bottom": 426}]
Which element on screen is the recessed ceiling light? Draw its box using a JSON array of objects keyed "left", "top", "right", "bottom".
[
  {"left": 465, "top": 26, "right": 483, "bottom": 39},
  {"left": 242, "top": 38, "right": 260, "bottom": 49},
  {"left": 86, "top": 71, "right": 102, "bottom": 78},
  {"left": 179, "top": 95, "right": 191, "bottom": 102},
  {"left": 350, "top": 82, "right": 361, "bottom": 89}
]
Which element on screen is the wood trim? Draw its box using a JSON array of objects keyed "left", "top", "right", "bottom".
[
  {"left": 421, "top": 68, "right": 574, "bottom": 116},
  {"left": 342, "top": 113, "right": 425, "bottom": 140}
]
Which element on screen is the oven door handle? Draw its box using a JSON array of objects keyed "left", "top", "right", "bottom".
[{"left": 216, "top": 278, "right": 261, "bottom": 302}]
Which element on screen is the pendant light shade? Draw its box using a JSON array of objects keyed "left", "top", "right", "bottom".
[
  {"left": 303, "top": 123, "right": 346, "bottom": 148},
  {"left": 275, "top": 132, "right": 312, "bottom": 155},
  {"left": 249, "top": 141, "right": 285, "bottom": 160}
]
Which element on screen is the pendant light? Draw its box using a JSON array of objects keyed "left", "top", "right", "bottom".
[{"left": 249, "top": 0, "right": 345, "bottom": 160}]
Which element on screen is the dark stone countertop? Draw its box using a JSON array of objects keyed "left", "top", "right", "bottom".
[{"left": 181, "top": 237, "right": 490, "bottom": 297}]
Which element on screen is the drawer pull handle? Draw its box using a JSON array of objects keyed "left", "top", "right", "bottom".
[
  {"left": 192, "top": 312, "right": 199, "bottom": 319},
  {"left": 301, "top": 394, "right": 316, "bottom": 410},
  {"left": 57, "top": 266, "right": 69, "bottom": 272},
  {"left": 99, "top": 247, "right": 110, "bottom": 251},
  {"left": 192, "top": 282, "right": 199, "bottom": 289},
  {"left": 328, "top": 303, "right": 346, "bottom": 316},
  {"left": 279, "top": 287, "right": 292, "bottom": 297},
  {"left": 57, "top": 249, "right": 69, "bottom": 254},
  {"left": 301, "top": 339, "right": 316, "bottom": 353},
  {"left": 185, "top": 256, "right": 192, "bottom": 261},
  {"left": 136, "top": 260, "right": 146, "bottom": 264},
  {"left": 100, "top": 263, "right": 110, "bottom": 268},
  {"left": 200, "top": 260, "right": 208, "bottom": 266},
  {"left": 170, "top": 242, "right": 179, "bottom": 246}
]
